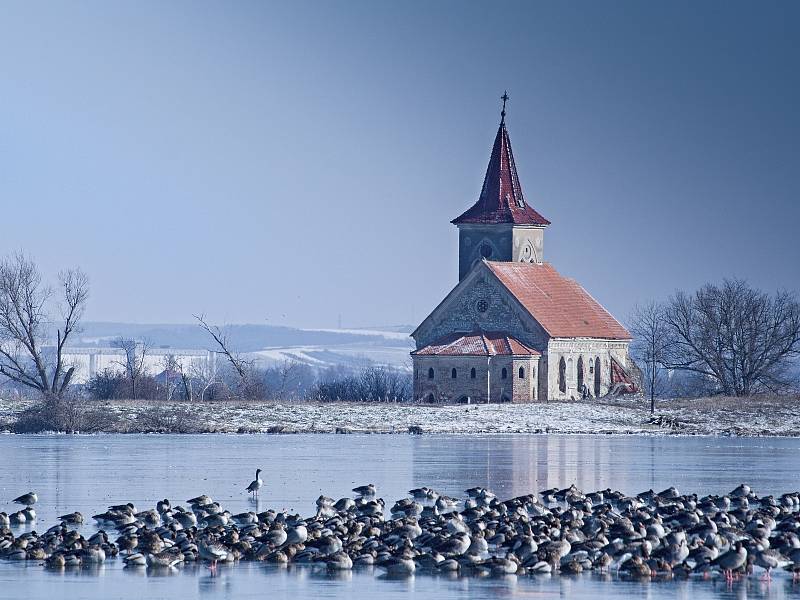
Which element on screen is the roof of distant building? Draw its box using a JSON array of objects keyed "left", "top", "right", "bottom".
[
  {"left": 485, "top": 261, "right": 631, "bottom": 340},
  {"left": 412, "top": 330, "right": 541, "bottom": 357},
  {"left": 452, "top": 113, "right": 550, "bottom": 226}
]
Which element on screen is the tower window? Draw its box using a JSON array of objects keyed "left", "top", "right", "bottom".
[
  {"left": 470, "top": 367, "right": 476, "bottom": 379},
  {"left": 476, "top": 299, "right": 489, "bottom": 313},
  {"left": 479, "top": 243, "right": 493, "bottom": 259},
  {"left": 451, "top": 368, "right": 457, "bottom": 379},
  {"left": 501, "top": 367, "right": 508, "bottom": 379},
  {"left": 428, "top": 367, "right": 434, "bottom": 380},
  {"left": 518, "top": 367, "right": 525, "bottom": 379}
]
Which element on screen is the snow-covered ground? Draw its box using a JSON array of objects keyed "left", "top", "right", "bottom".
[{"left": 1, "top": 396, "right": 799, "bottom": 435}]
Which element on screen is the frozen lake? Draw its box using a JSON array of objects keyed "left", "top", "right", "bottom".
[{"left": 1, "top": 433, "right": 800, "bottom": 599}]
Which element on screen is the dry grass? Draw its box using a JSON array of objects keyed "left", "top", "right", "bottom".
[{"left": 2, "top": 394, "right": 800, "bottom": 435}]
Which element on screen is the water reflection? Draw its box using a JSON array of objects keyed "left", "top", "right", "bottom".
[{"left": 412, "top": 435, "right": 800, "bottom": 499}]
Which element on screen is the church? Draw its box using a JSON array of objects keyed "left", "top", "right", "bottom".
[{"left": 411, "top": 98, "right": 637, "bottom": 403}]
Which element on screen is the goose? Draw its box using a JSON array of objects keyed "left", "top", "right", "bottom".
[
  {"left": 711, "top": 542, "right": 747, "bottom": 580},
  {"left": 198, "top": 540, "right": 228, "bottom": 572},
  {"left": 116, "top": 533, "right": 139, "bottom": 555},
  {"left": 136, "top": 509, "right": 160, "bottom": 526},
  {"left": 379, "top": 554, "right": 416, "bottom": 576},
  {"left": 354, "top": 553, "right": 376, "bottom": 566},
  {"left": 58, "top": 512, "right": 84, "bottom": 525},
  {"left": 246, "top": 469, "right": 263, "bottom": 498},
  {"left": 528, "top": 560, "right": 553, "bottom": 574},
  {"left": 146, "top": 548, "right": 184, "bottom": 568},
  {"left": 61, "top": 553, "right": 81, "bottom": 567},
  {"left": 80, "top": 545, "right": 106, "bottom": 564},
  {"left": 436, "top": 557, "right": 459, "bottom": 572},
  {"left": 283, "top": 524, "right": 308, "bottom": 546},
  {"left": 730, "top": 484, "right": 751, "bottom": 498},
  {"left": 325, "top": 551, "right": 353, "bottom": 570},
  {"left": 264, "top": 524, "right": 288, "bottom": 547},
  {"left": 123, "top": 552, "right": 147, "bottom": 567},
  {"left": 187, "top": 494, "right": 212, "bottom": 506},
  {"left": 352, "top": 484, "right": 376, "bottom": 497},
  {"left": 409, "top": 487, "right": 438, "bottom": 500},
  {"left": 753, "top": 548, "right": 790, "bottom": 580},
  {"left": 12, "top": 492, "right": 37, "bottom": 506},
  {"left": 45, "top": 553, "right": 67, "bottom": 568},
  {"left": 620, "top": 555, "right": 652, "bottom": 578},
  {"left": 334, "top": 497, "right": 355, "bottom": 511}
]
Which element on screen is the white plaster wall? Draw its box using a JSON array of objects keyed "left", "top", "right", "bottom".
[{"left": 545, "top": 339, "right": 630, "bottom": 400}]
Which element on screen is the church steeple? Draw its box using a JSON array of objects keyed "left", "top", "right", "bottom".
[
  {"left": 452, "top": 94, "right": 549, "bottom": 227},
  {"left": 453, "top": 94, "right": 550, "bottom": 280}
]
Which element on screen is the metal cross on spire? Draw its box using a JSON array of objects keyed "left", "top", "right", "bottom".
[{"left": 500, "top": 91, "right": 509, "bottom": 123}]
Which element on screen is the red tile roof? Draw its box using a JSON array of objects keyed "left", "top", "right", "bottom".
[
  {"left": 452, "top": 121, "right": 550, "bottom": 226},
  {"left": 611, "top": 356, "right": 637, "bottom": 392},
  {"left": 412, "top": 331, "right": 541, "bottom": 357},
  {"left": 485, "top": 262, "right": 631, "bottom": 340}
]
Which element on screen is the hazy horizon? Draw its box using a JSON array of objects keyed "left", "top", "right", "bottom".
[{"left": 2, "top": 1, "right": 798, "bottom": 329}]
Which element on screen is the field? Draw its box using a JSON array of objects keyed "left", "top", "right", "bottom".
[{"left": 1, "top": 395, "right": 799, "bottom": 436}]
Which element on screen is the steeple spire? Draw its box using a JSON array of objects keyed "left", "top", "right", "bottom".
[{"left": 451, "top": 97, "right": 550, "bottom": 226}]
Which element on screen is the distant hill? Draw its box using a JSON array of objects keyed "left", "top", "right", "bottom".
[{"left": 72, "top": 322, "right": 415, "bottom": 370}]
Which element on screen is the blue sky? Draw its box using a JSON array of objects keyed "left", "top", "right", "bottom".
[{"left": 1, "top": 1, "right": 797, "bottom": 328}]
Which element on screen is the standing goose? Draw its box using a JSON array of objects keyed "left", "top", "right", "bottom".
[
  {"left": 198, "top": 539, "right": 228, "bottom": 573},
  {"left": 711, "top": 542, "right": 747, "bottom": 581},
  {"left": 246, "top": 469, "right": 263, "bottom": 498},
  {"left": 12, "top": 492, "right": 37, "bottom": 506}
]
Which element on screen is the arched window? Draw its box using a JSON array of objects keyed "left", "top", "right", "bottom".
[
  {"left": 558, "top": 357, "right": 566, "bottom": 393},
  {"left": 427, "top": 393, "right": 435, "bottom": 403},
  {"left": 501, "top": 367, "right": 508, "bottom": 379},
  {"left": 577, "top": 356, "right": 584, "bottom": 394},
  {"left": 428, "top": 367, "right": 434, "bottom": 380},
  {"left": 451, "top": 368, "right": 457, "bottom": 379},
  {"left": 594, "top": 357, "right": 601, "bottom": 397},
  {"left": 470, "top": 367, "right": 476, "bottom": 379},
  {"left": 518, "top": 366, "right": 525, "bottom": 379}
]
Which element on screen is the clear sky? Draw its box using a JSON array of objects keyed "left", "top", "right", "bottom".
[{"left": 1, "top": 1, "right": 798, "bottom": 329}]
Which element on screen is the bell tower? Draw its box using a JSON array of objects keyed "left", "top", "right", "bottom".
[{"left": 452, "top": 93, "right": 549, "bottom": 281}]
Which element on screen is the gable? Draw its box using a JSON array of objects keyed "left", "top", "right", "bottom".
[{"left": 412, "top": 263, "right": 549, "bottom": 351}]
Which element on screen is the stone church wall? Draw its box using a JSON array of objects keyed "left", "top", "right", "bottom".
[{"left": 413, "top": 354, "right": 540, "bottom": 403}]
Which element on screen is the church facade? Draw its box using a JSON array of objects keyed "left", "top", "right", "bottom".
[{"left": 411, "top": 103, "right": 637, "bottom": 403}]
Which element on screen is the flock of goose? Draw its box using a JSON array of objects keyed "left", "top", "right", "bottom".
[{"left": 2, "top": 479, "right": 800, "bottom": 584}]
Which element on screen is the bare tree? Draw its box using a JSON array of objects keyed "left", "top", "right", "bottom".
[
  {"left": 194, "top": 314, "right": 256, "bottom": 398},
  {"left": 159, "top": 354, "right": 183, "bottom": 401},
  {"left": 112, "top": 337, "right": 151, "bottom": 400},
  {"left": 0, "top": 253, "right": 88, "bottom": 399},
  {"left": 662, "top": 279, "right": 800, "bottom": 396},
  {"left": 629, "top": 301, "right": 670, "bottom": 413},
  {"left": 191, "top": 356, "right": 220, "bottom": 401}
]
